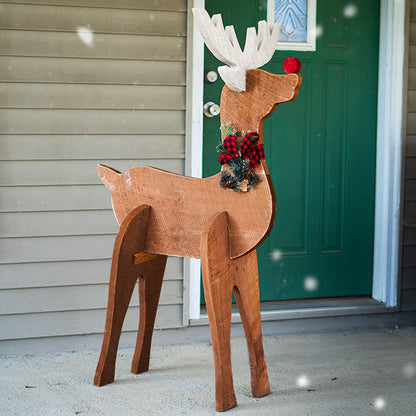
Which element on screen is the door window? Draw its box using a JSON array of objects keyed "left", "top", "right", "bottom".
[{"left": 267, "top": 0, "right": 317, "bottom": 51}]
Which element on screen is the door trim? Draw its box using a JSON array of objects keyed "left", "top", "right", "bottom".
[
  {"left": 186, "top": 0, "right": 205, "bottom": 320},
  {"left": 186, "top": 0, "right": 405, "bottom": 321},
  {"left": 372, "top": 0, "right": 406, "bottom": 308}
]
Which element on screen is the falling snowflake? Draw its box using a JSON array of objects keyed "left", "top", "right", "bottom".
[
  {"left": 343, "top": 3, "right": 358, "bottom": 18},
  {"left": 270, "top": 249, "right": 283, "bottom": 262},
  {"left": 77, "top": 26, "right": 94, "bottom": 47},
  {"left": 296, "top": 374, "right": 310, "bottom": 388},
  {"left": 304, "top": 275, "right": 319, "bottom": 291},
  {"left": 313, "top": 24, "right": 323, "bottom": 39},
  {"left": 373, "top": 396, "right": 386, "bottom": 411},
  {"left": 403, "top": 363, "right": 416, "bottom": 378}
]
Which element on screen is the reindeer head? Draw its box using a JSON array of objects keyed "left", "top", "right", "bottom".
[{"left": 193, "top": 8, "right": 302, "bottom": 142}]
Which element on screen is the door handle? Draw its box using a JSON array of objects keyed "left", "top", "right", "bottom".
[{"left": 204, "top": 101, "right": 220, "bottom": 118}]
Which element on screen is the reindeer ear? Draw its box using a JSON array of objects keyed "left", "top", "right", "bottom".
[{"left": 97, "top": 164, "right": 121, "bottom": 191}]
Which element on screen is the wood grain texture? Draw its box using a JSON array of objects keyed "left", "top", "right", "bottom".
[
  {"left": 98, "top": 70, "right": 302, "bottom": 259},
  {"left": 94, "top": 69, "right": 302, "bottom": 411},
  {"left": 133, "top": 252, "right": 159, "bottom": 265},
  {"left": 131, "top": 254, "right": 167, "bottom": 374},
  {"left": 201, "top": 212, "right": 269, "bottom": 411},
  {"left": 98, "top": 161, "right": 274, "bottom": 260},
  {"left": 220, "top": 70, "right": 302, "bottom": 144},
  {"left": 200, "top": 212, "right": 236, "bottom": 411},
  {"left": 94, "top": 205, "right": 167, "bottom": 386}
]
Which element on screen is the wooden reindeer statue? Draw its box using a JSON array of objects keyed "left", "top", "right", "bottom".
[{"left": 94, "top": 8, "right": 302, "bottom": 412}]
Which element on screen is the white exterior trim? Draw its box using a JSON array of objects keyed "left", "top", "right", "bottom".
[
  {"left": 187, "top": 0, "right": 205, "bottom": 320},
  {"left": 372, "top": 0, "right": 406, "bottom": 307},
  {"left": 186, "top": 0, "right": 405, "bottom": 321}
]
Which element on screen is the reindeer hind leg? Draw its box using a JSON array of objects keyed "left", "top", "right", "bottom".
[
  {"left": 94, "top": 205, "right": 152, "bottom": 387},
  {"left": 131, "top": 253, "right": 167, "bottom": 374}
]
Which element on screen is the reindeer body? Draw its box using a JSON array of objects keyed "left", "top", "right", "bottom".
[
  {"left": 94, "top": 10, "right": 302, "bottom": 412},
  {"left": 98, "top": 70, "right": 301, "bottom": 259},
  {"left": 98, "top": 161, "right": 274, "bottom": 259}
]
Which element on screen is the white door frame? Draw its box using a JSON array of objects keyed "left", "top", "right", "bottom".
[
  {"left": 186, "top": 0, "right": 405, "bottom": 320},
  {"left": 372, "top": 0, "right": 406, "bottom": 308}
]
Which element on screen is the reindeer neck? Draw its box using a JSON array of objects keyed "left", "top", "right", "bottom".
[
  {"left": 219, "top": 94, "right": 271, "bottom": 180},
  {"left": 221, "top": 90, "right": 265, "bottom": 142}
]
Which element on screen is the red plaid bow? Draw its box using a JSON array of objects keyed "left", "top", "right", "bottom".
[{"left": 218, "top": 132, "right": 265, "bottom": 170}]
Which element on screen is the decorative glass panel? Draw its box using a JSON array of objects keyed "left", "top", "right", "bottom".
[
  {"left": 267, "top": 0, "right": 316, "bottom": 51},
  {"left": 275, "top": 0, "right": 307, "bottom": 42}
]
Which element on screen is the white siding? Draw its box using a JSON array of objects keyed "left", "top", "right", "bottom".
[{"left": 0, "top": 0, "right": 187, "bottom": 352}]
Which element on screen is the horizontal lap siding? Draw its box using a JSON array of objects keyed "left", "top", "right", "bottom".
[
  {"left": 0, "top": 0, "right": 187, "bottom": 349},
  {"left": 401, "top": 7, "right": 416, "bottom": 311},
  {"left": 0, "top": 159, "right": 184, "bottom": 185},
  {"left": 0, "top": 30, "right": 186, "bottom": 60},
  {"left": 0, "top": 57, "right": 186, "bottom": 85},
  {"left": 0, "top": 280, "right": 183, "bottom": 315},
  {"left": 0, "top": 109, "right": 185, "bottom": 134},
  {"left": 0, "top": 0, "right": 187, "bottom": 11},
  {"left": 0, "top": 306, "right": 182, "bottom": 340},
  {"left": 1, "top": 257, "right": 183, "bottom": 289}
]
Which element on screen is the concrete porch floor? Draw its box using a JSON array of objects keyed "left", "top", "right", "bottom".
[{"left": 1, "top": 328, "right": 416, "bottom": 416}]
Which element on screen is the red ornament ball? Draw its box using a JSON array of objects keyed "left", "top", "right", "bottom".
[{"left": 283, "top": 57, "right": 301, "bottom": 74}]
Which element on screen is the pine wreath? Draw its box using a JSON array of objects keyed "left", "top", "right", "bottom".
[{"left": 217, "top": 123, "right": 265, "bottom": 192}]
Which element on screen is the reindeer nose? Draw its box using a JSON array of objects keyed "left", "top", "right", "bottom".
[{"left": 283, "top": 57, "right": 301, "bottom": 74}]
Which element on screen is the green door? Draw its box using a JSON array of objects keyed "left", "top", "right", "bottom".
[{"left": 202, "top": 0, "right": 379, "bottom": 301}]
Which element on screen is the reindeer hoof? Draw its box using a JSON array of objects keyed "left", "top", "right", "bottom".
[{"left": 94, "top": 369, "right": 115, "bottom": 387}]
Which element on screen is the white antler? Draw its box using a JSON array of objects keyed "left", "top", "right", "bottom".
[{"left": 192, "top": 8, "right": 280, "bottom": 92}]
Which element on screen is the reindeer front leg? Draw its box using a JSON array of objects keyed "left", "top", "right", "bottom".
[
  {"left": 201, "top": 212, "right": 237, "bottom": 412},
  {"left": 94, "top": 205, "right": 154, "bottom": 386},
  {"left": 233, "top": 250, "right": 270, "bottom": 398}
]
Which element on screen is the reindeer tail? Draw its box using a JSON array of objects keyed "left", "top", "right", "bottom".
[{"left": 97, "top": 164, "right": 121, "bottom": 192}]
